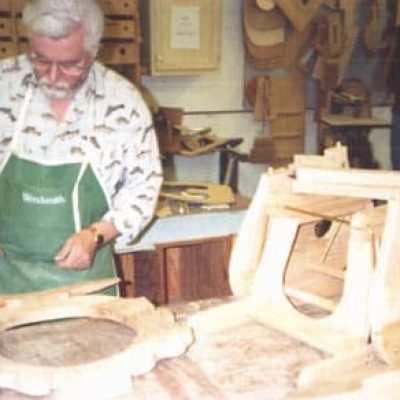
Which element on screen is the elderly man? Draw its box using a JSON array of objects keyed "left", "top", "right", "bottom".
[{"left": 0, "top": 0, "right": 162, "bottom": 294}]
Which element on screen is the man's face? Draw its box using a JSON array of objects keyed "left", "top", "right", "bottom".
[{"left": 29, "top": 26, "right": 92, "bottom": 100}]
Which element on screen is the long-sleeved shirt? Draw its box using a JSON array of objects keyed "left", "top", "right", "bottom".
[{"left": 0, "top": 55, "right": 162, "bottom": 247}]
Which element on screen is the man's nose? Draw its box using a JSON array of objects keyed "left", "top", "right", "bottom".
[{"left": 48, "top": 62, "right": 61, "bottom": 82}]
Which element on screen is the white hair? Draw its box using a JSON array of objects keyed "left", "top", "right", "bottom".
[{"left": 22, "top": 0, "right": 104, "bottom": 57}]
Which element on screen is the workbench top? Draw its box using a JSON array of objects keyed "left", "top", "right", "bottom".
[
  {"left": 115, "top": 207, "right": 247, "bottom": 253},
  {"left": 0, "top": 298, "right": 325, "bottom": 400}
]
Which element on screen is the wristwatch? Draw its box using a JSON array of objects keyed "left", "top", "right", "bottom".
[{"left": 87, "top": 225, "right": 105, "bottom": 247}]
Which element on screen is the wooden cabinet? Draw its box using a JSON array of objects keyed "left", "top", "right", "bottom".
[
  {"left": 115, "top": 235, "right": 234, "bottom": 305},
  {"left": 98, "top": 0, "right": 142, "bottom": 82},
  {"left": 0, "top": 0, "right": 142, "bottom": 82},
  {"left": 141, "top": 0, "right": 222, "bottom": 75}
]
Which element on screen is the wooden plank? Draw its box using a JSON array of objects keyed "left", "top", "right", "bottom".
[
  {"left": 252, "top": 300, "right": 366, "bottom": 355},
  {"left": 296, "top": 167, "right": 400, "bottom": 190},
  {"left": 269, "top": 194, "right": 369, "bottom": 222},
  {"left": 294, "top": 180, "right": 400, "bottom": 201},
  {"left": 285, "top": 286, "right": 338, "bottom": 312},
  {"left": 229, "top": 170, "right": 292, "bottom": 296},
  {"left": 0, "top": 277, "right": 120, "bottom": 307},
  {"left": 370, "top": 198, "right": 400, "bottom": 365},
  {"left": 188, "top": 297, "right": 251, "bottom": 334}
]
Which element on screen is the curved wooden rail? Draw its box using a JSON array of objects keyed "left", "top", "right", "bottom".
[{"left": 0, "top": 294, "right": 193, "bottom": 398}]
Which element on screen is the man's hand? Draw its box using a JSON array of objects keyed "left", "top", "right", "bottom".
[
  {"left": 55, "top": 229, "right": 97, "bottom": 270},
  {"left": 54, "top": 221, "right": 120, "bottom": 270}
]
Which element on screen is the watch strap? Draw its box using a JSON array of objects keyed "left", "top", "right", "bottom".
[{"left": 86, "top": 225, "right": 105, "bottom": 247}]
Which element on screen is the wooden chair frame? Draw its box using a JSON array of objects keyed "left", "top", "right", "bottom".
[{"left": 189, "top": 145, "right": 400, "bottom": 397}]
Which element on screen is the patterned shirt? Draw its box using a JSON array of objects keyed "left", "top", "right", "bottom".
[{"left": 0, "top": 55, "right": 162, "bottom": 247}]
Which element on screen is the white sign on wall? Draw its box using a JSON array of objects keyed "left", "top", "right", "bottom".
[{"left": 171, "top": 6, "right": 201, "bottom": 50}]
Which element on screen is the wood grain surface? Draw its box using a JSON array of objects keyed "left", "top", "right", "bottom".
[
  {"left": 0, "top": 302, "right": 325, "bottom": 399},
  {"left": 0, "top": 318, "right": 135, "bottom": 367}
]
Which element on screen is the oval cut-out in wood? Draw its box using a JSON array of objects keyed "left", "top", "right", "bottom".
[{"left": 0, "top": 294, "right": 193, "bottom": 398}]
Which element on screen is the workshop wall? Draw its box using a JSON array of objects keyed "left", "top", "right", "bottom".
[{"left": 142, "top": 0, "right": 392, "bottom": 197}]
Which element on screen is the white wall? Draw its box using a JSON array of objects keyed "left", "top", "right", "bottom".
[
  {"left": 370, "top": 107, "right": 392, "bottom": 170},
  {"left": 142, "top": 0, "right": 392, "bottom": 197}
]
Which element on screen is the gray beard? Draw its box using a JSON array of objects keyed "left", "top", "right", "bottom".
[
  {"left": 38, "top": 70, "right": 89, "bottom": 100},
  {"left": 39, "top": 79, "right": 74, "bottom": 100}
]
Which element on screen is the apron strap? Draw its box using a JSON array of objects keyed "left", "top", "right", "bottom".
[
  {"left": 11, "top": 86, "right": 34, "bottom": 153},
  {"left": 72, "top": 161, "right": 89, "bottom": 232}
]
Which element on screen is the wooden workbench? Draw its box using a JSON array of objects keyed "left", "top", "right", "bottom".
[
  {"left": 114, "top": 198, "right": 248, "bottom": 304},
  {"left": 0, "top": 296, "right": 395, "bottom": 399},
  {"left": 0, "top": 298, "right": 326, "bottom": 400}
]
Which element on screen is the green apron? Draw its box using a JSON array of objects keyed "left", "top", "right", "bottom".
[{"left": 0, "top": 88, "right": 117, "bottom": 295}]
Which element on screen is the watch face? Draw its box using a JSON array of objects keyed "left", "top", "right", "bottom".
[
  {"left": 87, "top": 226, "right": 104, "bottom": 247},
  {"left": 97, "top": 233, "right": 105, "bottom": 247}
]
